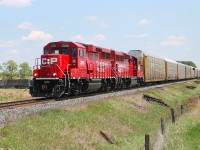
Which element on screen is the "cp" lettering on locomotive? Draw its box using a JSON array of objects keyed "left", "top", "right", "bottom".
[{"left": 42, "top": 58, "right": 58, "bottom": 65}]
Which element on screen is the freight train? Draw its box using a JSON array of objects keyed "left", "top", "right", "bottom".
[{"left": 30, "top": 41, "right": 200, "bottom": 97}]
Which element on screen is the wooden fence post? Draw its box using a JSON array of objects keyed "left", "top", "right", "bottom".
[
  {"left": 171, "top": 108, "right": 175, "bottom": 123},
  {"left": 181, "top": 105, "right": 184, "bottom": 115},
  {"left": 161, "top": 118, "right": 165, "bottom": 135},
  {"left": 145, "top": 134, "right": 150, "bottom": 150}
]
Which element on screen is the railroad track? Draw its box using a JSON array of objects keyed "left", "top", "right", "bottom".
[
  {"left": 0, "top": 98, "right": 53, "bottom": 110},
  {"left": 0, "top": 93, "right": 96, "bottom": 110}
]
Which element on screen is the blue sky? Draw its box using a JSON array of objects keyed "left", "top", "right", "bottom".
[{"left": 0, "top": 0, "right": 200, "bottom": 68}]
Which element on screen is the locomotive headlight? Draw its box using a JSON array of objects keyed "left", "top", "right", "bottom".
[
  {"left": 34, "top": 73, "right": 38, "bottom": 77},
  {"left": 53, "top": 73, "right": 57, "bottom": 77}
]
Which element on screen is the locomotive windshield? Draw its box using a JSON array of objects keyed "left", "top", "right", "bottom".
[
  {"left": 52, "top": 49, "right": 59, "bottom": 54},
  {"left": 44, "top": 49, "right": 50, "bottom": 54},
  {"left": 62, "top": 49, "right": 70, "bottom": 54},
  {"left": 43, "top": 47, "right": 75, "bottom": 55}
]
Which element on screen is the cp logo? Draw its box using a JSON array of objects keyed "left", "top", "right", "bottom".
[{"left": 42, "top": 58, "right": 58, "bottom": 65}]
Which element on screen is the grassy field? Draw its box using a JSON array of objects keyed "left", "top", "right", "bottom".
[
  {"left": 163, "top": 102, "right": 200, "bottom": 150},
  {"left": 0, "top": 88, "right": 32, "bottom": 102},
  {"left": 0, "top": 81, "right": 199, "bottom": 150}
]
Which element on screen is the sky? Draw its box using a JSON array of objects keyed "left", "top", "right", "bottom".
[{"left": 0, "top": 0, "right": 200, "bottom": 68}]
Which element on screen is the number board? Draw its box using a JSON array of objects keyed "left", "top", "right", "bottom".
[
  {"left": 51, "top": 44, "right": 56, "bottom": 48},
  {"left": 62, "top": 44, "right": 69, "bottom": 47}
]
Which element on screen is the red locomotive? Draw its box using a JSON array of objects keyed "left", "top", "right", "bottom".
[{"left": 30, "top": 41, "right": 143, "bottom": 97}]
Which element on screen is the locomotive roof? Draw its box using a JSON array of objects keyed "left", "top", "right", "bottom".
[
  {"left": 78, "top": 43, "right": 112, "bottom": 53},
  {"left": 72, "top": 42, "right": 86, "bottom": 48},
  {"left": 45, "top": 41, "right": 85, "bottom": 48}
]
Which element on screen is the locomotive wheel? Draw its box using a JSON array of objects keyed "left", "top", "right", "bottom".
[
  {"left": 71, "top": 90, "right": 79, "bottom": 96},
  {"left": 116, "top": 83, "right": 123, "bottom": 90},
  {"left": 101, "top": 82, "right": 108, "bottom": 92},
  {"left": 70, "top": 82, "right": 79, "bottom": 96},
  {"left": 126, "top": 78, "right": 131, "bottom": 88},
  {"left": 110, "top": 79, "right": 116, "bottom": 90}
]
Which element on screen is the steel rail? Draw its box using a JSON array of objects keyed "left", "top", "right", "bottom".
[{"left": 0, "top": 98, "right": 49, "bottom": 109}]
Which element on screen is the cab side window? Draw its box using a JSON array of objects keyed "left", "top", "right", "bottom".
[
  {"left": 79, "top": 50, "right": 85, "bottom": 58},
  {"left": 72, "top": 48, "right": 77, "bottom": 57}
]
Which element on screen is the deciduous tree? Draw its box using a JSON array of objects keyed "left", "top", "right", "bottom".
[
  {"left": 177, "top": 61, "right": 197, "bottom": 68},
  {"left": 1, "top": 60, "right": 18, "bottom": 79},
  {"left": 19, "top": 62, "right": 32, "bottom": 79}
]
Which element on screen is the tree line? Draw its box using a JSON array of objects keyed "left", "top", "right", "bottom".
[
  {"left": 0, "top": 60, "right": 32, "bottom": 80},
  {"left": 177, "top": 61, "right": 197, "bottom": 68}
]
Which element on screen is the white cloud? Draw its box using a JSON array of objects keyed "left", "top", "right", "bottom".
[
  {"left": 0, "top": 40, "right": 20, "bottom": 48},
  {"left": 0, "top": 0, "right": 32, "bottom": 7},
  {"left": 71, "top": 34, "right": 84, "bottom": 41},
  {"left": 6, "top": 49, "right": 19, "bottom": 55},
  {"left": 137, "top": 19, "right": 152, "bottom": 25},
  {"left": 71, "top": 34, "right": 106, "bottom": 45},
  {"left": 17, "top": 22, "right": 35, "bottom": 30},
  {"left": 100, "top": 22, "right": 109, "bottom": 28},
  {"left": 22, "top": 30, "right": 53, "bottom": 41},
  {"left": 86, "top": 15, "right": 98, "bottom": 21},
  {"left": 124, "top": 33, "right": 148, "bottom": 39},
  {"left": 86, "top": 15, "right": 109, "bottom": 28},
  {"left": 94, "top": 34, "right": 106, "bottom": 41},
  {"left": 146, "top": 45, "right": 157, "bottom": 50},
  {"left": 161, "top": 36, "right": 187, "bottom": 47}
]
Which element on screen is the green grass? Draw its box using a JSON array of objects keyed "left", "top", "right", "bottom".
[
  {"left": 0, "top": 88, "right": 31, "bottom": 101},
  {"left": 163, "top": 105, "right": 200, "bottom": 150},
  {"left": 145, "top": 81, "right": 200, "bottom": 110},
  {"left": 0, "top": 94, "right": 14, "bottom": 101},
  {"left": 186, "top": 123, "right": 200, "bottom": 150},
  {"left": 0, "top": 99, "right": 168, "bottom": 149},
  {"left": 0, "top": 81, "right": 200, "bottom": 150}
]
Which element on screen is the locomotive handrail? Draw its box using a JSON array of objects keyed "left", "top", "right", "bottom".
[
  {"left": 38, "top": 63, "right": 67, "bottom": 88},
  {"left": 34, "top": 58, "right": 41, "bottom": 69},
  {"left": 55, "top": 64, "right": 67, "bottom": 87},
  {"left": 111, "top": 67, "right": 119, "bottom": 77},
  {"left": 66, "top": 64, "right": 71, "bottom": 93}
]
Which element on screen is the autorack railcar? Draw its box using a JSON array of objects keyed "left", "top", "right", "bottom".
[{"left": 165, "top": 59, "right": 178, "bottom": 81}]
